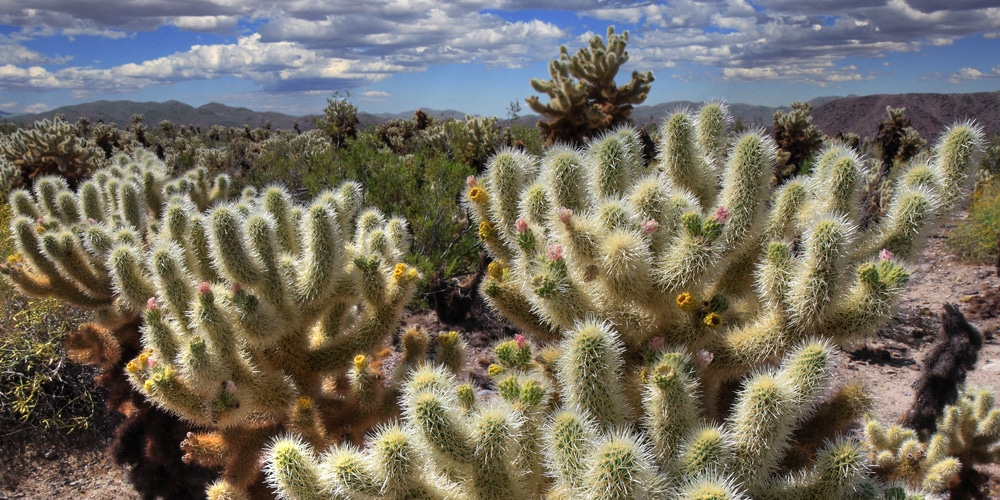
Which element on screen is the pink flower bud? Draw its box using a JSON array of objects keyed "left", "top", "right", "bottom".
[
  {"left": 87, "top": 218, "right": 96, "bottom": 225},
  {"left": 198, "top": 282, "right": 211, "bottom": 295},
  {"left": 146, "top": 297, "right": 159, "bottom": 311},
  {"left": 879, "top": 248, "right": 893, "bottom": 261},
  {"left": 713, "top": 206, "right": 729, "bottom": 222},
  {"left": 231, "top": 282, "right": 242, "bottom": 294},
  {"left": 557, "top": 207, "right": 573, "bottom": 225},
  {"left": 546, "top": 244, "right": 564, "bottom": 261},
  {"left": 696, "top": 350, "right": 714, "bottom": 368},
  {"left": 146, "top": 355, "right": 158, "bottom": 368},
  {"left": 641, "top": 219, "right": 659, "bottom": 234},
  {"left": 515, "top": 334, "right": 526, "bottom": 350},
  {"left": 224, "top": 380, "right": 236, "bottom": 393},
  {"left": 36, "top": 218, "right": 43, "bottom": 225},
  {"left": 466, "top": 175, "right": 477, "bottom": 188},
  {"left": 649, "top": 336, "right": 664, "bottom": 351},
  {"left": 515, "top": 217, "right": 528, "bottom": 233}
]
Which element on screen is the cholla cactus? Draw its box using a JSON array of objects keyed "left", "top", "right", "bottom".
[
  {"left": 526, "top": 26, "right": 654, "bottom": 145},
  {"left": 263, "top": 105, "right": 986, "bottom": 500},
  {"left": 0, "top": 117, "right": 103, "bottom": 188},
  {"left": 865, "top": 386, "right": 1000, "bottom": 495},
  {"left": 466, "top": 105, "right": 983, "bottom": 391},
  {"left": 2, "top": 148, "right": 421, "bottom": 498},
  {"left": 265, "top": 331, "right": 874, "bottom": 498}
]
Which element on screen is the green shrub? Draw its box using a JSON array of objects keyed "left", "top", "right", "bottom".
[
  {"left": 0, "top": 201, "right": 97, "bottom": 437},
  {"left": 947, "top": 176, "right": 1000, "bottom": 263}
]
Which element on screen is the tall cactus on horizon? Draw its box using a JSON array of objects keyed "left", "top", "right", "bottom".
[{"left": 526, "top": 26, "right": 654, "bottom": 146}]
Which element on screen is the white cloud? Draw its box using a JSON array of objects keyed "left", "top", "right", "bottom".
[
  {"left": 0, "top": 0, "right": 997, "bottom": 95},
  {"left": 363, "top": 90, "right": 391, "bottom": 97},
  {"left": 24, "top": 102, "right": 49, "bottom": 113},
  {"left": 171, "top": 16, "right": 239, "bottom": 34},
  {"left": 948, "top": 65, "right": 1000, "bottom": 83}
]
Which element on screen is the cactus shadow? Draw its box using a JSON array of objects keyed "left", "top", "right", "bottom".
[{"left": 846, "top": 344, "right": 917, "bottom": 368}]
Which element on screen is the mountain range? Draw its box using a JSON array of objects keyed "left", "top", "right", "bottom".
[{"left": 4, "top": 91, "right": 1000, "bottom": 142}]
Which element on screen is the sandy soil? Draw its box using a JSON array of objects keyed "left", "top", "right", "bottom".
[{"left": 2, "top": 221, "right": 999, "bottom": 500}]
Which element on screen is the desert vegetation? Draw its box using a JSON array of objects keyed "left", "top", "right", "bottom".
[{"left": 1, "top": 26, "right": 999, "bottom": 500}]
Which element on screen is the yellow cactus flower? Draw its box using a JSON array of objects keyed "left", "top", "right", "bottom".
[
  {"left": 353, "top": 354, "right": 368, "bottom": 372},
  {"left": 703, "top": 312, "right": 722, "bottom": 328},
  {"left": 6, "top": 253, "right": 23, "bottom": 265},
  {"left": 392, "top": 263, "right": 408, "bottom": 280},
  {"left": 469, "top": 186, "right": 488, "bottom": 204},
  {"left": 297, "top": 396, "right": 312, "bottom": 411},
  {"left": 478, "top": 221, "right": 497, "bottom": 241},
  {"left": 487, "top": 260, "right": 507, "bottom": 280},
  {"left": 676, "top": 292, "right": 697, "bottom": 311}
]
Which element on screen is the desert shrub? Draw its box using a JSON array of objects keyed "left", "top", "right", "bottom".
[
  {"left": 947, "top": 175, "right": 1000, "bottom": 264},
  {"left": 0, "top": 201, "right": 98, "bottom": 438},
  {"left": 330, "top": 132, "right": 479, "bottom": 281}
]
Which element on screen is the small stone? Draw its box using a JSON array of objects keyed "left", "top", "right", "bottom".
[{"left": 42, "top": 449, "right": 58, "bottom": 460}]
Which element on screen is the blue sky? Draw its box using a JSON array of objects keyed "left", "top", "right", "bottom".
[{"left": 1, "top": 1, "right": 999, "bottom": 118}]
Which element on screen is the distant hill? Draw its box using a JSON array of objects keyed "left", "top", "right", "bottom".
[
  {"left": 4, "top": 92, "right": 999, "bottom": 142},
  {"left": 810, "top": 91, "right": 1000, "bottom": 141},
  {"left": 6, "top": 100, "right": 310, "bottom": 131},
  {"left": 357, "top": 108, "right": 468, "bottom": 129}
]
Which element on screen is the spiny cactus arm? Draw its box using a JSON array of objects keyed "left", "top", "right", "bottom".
[
  {"left": 729, "top": 370, "right": 797, "bottom": 492},
  {"left": 937, "top": 386, "right": 1000, "bottom": 466},
  {"left": 641, "top": 350, "right": 701, "bottom": 467},
  {"left": 810, "top": 145, "right": 864, "bottom": 221},
  {"left": 540, "top": 147, "right": 592, "bottom": 213},
  {"left": 755, "top": 438, "right": 869, "bottom": 500},
  {"left": 695, "top": 101, "right": 732, "bottom": 176},
  {"left": 556, "top": 318, "right": 629, "bottom": 430},
  {"left": 763, "top": 178, "right": 808, "bottom": 242},
  {"left": 784, "top": 215, "right": 853, "bottom": 333},
  {"left": 362, "top": 424, "right": 453, "bottom": 499},
  {"left": 485, "top": 149, "right": 539, "bottom": 248},
  {"left": 820, "top": 257, "right": 910, "bottom": 345},
  {"left": 480, "top": 263, "right": 559, "bottom": 342},
  {"left": 435, "top": 330, "right": 467, "bottom": 374},
  {"left": 716, "top": 131, "right": 775, "bottom": 257},
  {"left": 263, "top": 435, "right": 338, "bottom": 500},
  {"left": 657, "top": 111, "right": 717, "bottom": 210},
  {"left": 932, "top": 121, "right": 984, "bottom": 211},
  {"left": 524, "top": 249, "right": 596, "bottom": 332},
  {"left": 207, "top": 205, "right": 264, "bottom": 287},
  {"left": 673, "top": 423, "right": 737, "bottom": 480},
  {"left": 855, "top": 185, "right": 940, "bottom": 262},
  {"left": 729, "top": 341, "right": 833, "bottom": 493},
  {"left": 587, "top": 127, "right": 646, "bottom": 199},
  {"left": 109, "top": 244, "right": 158, "bottom": 313},
  {"left": 673, "top": 474, "right": 747, "bottom": 500},
  {"left": 654, "top": 210, "right": 724, "bottom": 293},
  {"left": 579, "top": 430, "right": 666, "bottom": 500},
  {"left": 2, "top": 216, "right": 112, "bottom": 307},
  {"left": 544, "top": 409, "right": 598, "bottom": 494},
  {"left": 775, "top": 339, "right": 834, "bottom": 419}
]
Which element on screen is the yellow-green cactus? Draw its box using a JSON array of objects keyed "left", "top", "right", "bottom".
[{"left": 1, "top": 148, "right": 419, "bottom": 498}]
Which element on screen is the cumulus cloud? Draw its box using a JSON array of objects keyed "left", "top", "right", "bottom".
[
  {"left": 948, "top": 65, "right": 1000, "bottom": 83},
  {"left": 0, "top": 0, "right": 997, "bottom": 95},
  {"left": 593, "top": 0, "right": 998, "bottom": 86}
]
